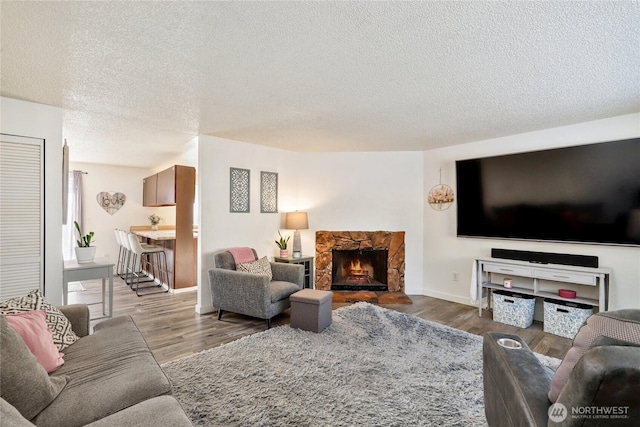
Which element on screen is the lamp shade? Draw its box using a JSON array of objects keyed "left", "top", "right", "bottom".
[{"left": 285, "top": 212, "right": 309, "bottom": 230}]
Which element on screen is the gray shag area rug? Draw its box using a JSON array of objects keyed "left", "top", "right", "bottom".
[{"left": 162, "top": 302, "right": 559, "bottom": 426}]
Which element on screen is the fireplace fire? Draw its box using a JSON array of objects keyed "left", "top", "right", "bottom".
[
  {"left": 315, "top": 230, "right": 405, "bottom": 293},
  {"left": 332, "top": 249, "right": 388, "bottom": 291},
  {"left": 348, "top": 259, "right": 370, "bottom": 283}
]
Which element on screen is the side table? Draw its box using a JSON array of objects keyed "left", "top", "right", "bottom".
[
  {"left": 63, "top": 258, "right": 114, "bottom": 320},
  {"left": 274, "top": 255, "right": 314, "bottom": 289}
]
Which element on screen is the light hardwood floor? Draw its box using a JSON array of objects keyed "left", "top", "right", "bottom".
[{"left": 68, "top": 277, "right": 572, "bottom": 365}]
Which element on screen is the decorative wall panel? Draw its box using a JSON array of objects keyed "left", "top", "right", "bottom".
[
  {"left": 260, "top": 171, "right": 278, "bottom": 213},
  {"left": 230, "top": 168, "right": 250, "bottom": 213}
]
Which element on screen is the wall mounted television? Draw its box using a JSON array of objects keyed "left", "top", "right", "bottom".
[{"left": 455, "top": 138, "right": 640, "bottom": 247}]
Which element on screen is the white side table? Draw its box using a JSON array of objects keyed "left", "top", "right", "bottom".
[{"left": 63, "top": 258, "right": 114, "bottom": 320}]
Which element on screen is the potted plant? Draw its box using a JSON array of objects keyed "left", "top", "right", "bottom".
[
  {"left": 148, "top": 213, "right": 162, "bottom": 231},
  {"left": 275, "top": 231, "right": 290, "bottom": 258},
  {"left": 74, "top": 220, "right": 96, "bottom": 264}
]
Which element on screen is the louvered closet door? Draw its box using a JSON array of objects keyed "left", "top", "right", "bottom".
[{"left": 0, "top": 134, "right": 44, "bottom": 300}]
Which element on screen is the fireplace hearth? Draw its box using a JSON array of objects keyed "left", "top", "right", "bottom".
[
  {"left": 315, "top": 231, "right": 405, "bottom": 293},
  {"left": 332, "top": 249, "right": 388, "bottom": 291}
]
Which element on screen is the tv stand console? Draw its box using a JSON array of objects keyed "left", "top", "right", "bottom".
[{"left": 475, "top": 258, "right": 611, "bottom": 317}]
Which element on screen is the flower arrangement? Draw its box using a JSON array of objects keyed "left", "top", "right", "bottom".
[{"left": 148, "top": 213, "right": 162, "bottom": 226}]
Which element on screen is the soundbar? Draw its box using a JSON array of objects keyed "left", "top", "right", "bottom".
[{"left": 491, "top": 248, "right": 598, "bottom": 268}]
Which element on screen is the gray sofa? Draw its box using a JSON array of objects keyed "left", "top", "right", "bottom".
[
  {"left": 208, "top": 249, "right": 304, "bottom": 329},
  {"left": 483, "top": 309, "right": 640, "bottom": 426},
  {"left": 1, "top": 304, "right": 192, "bottom": 427}
]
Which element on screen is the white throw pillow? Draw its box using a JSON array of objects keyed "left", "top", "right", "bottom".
[{"left": 237, "top": 256, "right": 273, "bottom": 281}]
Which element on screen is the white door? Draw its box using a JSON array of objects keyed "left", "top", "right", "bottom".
[{"left": 0, "top": 134, "right": 44, "bottom": 300}]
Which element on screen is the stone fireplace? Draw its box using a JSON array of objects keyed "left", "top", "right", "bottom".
[{"left": 315, "top": 231, "right": 405, "bottom": 292}]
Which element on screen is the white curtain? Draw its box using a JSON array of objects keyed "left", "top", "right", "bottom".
[
  {"left": 62, "top": 171, "right": 84, "bottom": 260},
  {"left": 62, "top": 141, "right": 69, "bottom": 224}
]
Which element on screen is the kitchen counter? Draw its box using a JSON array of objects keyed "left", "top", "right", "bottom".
[
  {"left": 131, "top": 227, "right": 198, "bottom": 289},
  {"left": 133, "top": 230, "right": 198, "bottom": 241}
]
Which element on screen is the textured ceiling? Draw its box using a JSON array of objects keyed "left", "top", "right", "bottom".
[{"left": 2, "top": 1, "right": 639, "bottom": 168}]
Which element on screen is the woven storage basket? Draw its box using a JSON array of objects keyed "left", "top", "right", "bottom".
[
  {"left": 543, "top": 298, "right": 593, "bottom": 339},
  {"left": 492, "top": 290, "right": 536, "bottom": 328}
]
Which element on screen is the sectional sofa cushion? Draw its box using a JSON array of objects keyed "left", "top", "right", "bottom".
[
  {"left": 5, "top": 310, "right": 65, "bottom": 373},
  {"left": 1, "top": 398, "right": 35, "bottom": 427},
  {"left": 84, "top": 396, "right": 193, "bottom": 427},
  {"left": 0, "top": 290, "right": 78, "bottom": 351},
  {"left": 548, "top": 309, "right": 640, "bottom": 402},
  {"left": 0, "top": 316, "right": 68, "bottom": 420},
  {"left": 32, "top": 315, "right": 172, "bottom": 427}
]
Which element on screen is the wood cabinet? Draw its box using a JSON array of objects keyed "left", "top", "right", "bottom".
[
  {"left": 142, "top": 174, "right": 157, "bottom": 207},
  {"left": 143, "top": 165, "right": 191, "bottom": 207},
  {"left": 132, "top": 231, "right": 198, "bottom": 290},
  {"left": 156, "top": 167, "right": 176, "bottom": 205},
  {"left": 140, "top": 164, "right": 197, "bottom": 289}
]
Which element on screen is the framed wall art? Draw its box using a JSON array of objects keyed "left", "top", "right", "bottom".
[
  {"left": 260, "top": 171, "right": 278, "bottom": 213},
  {"left": 230, "top": 167, "right": 250, "bottom": 213}
]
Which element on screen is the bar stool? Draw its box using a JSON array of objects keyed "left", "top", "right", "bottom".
[
  {"left": 119, "top": 230, "right": 159, "bottom": 288},
  {"left": 114, "top": 229, "right": 126, "bottom": 279},
  {"left": 118, "top": 230, "right": 135, "bottom": 286},
  {"left": 126, "top": 233, "right": 169, "bottom": 296}
]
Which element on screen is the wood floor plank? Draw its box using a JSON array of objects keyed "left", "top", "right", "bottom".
[{"left": 68, "top": 277, "right": 572, "bottom": 364}]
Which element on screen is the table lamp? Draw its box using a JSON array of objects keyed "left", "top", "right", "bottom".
[{"left": 285, "top": 212, "right": 309, "bottom": 258}]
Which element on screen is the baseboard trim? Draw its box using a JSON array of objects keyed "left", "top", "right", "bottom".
[
  {"left": 421, "top": 289, "right": 477, "bottom": 307},
  {"left": 196, "top": 303, "right": 215, "bottom": 315},
  {"left": 404, "top": 285, "right": 424, "bottom": 295},
  {"left": 169, "top": 285, "right": 197, "bottom": 294}
]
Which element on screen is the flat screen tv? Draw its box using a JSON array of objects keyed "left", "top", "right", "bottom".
[{"left": 456, "top": 138, "right": 640, "bottom": 247}]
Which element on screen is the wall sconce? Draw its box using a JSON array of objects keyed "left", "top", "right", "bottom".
[{"left": 285, "top": 212, "right": 309, "bottom": 258}]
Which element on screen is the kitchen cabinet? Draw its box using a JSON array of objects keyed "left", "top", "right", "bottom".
[
  {"left": 142, "top": 174, "right": 157, "bottom": 207},
  {"left": 143, "top": 165, "right": 193, "bottom": 207},
  {"left": 156, "top": 166, "right": 176, "bottom": 205},
  {"left": 137, "top": 164, "right": 196, "bottom": 289}
]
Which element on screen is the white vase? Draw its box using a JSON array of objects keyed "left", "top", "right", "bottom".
[
  {"left": 75, "top": 246, "right": 96, "bottom": 264},
  {"left": 151, "top": 224, "right": 158, "bottom": 231}
]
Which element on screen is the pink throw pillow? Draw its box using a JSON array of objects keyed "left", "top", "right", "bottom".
[{"left": 5, "top": 310, "right": 65, "bottom": 373}]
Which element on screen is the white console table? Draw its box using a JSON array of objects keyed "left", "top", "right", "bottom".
[
  {"left": 476, "top": 257, "right": 610, "bottom": 317},
  {"left": 63, "top": 258, "right": 114, "bottom": 320}
]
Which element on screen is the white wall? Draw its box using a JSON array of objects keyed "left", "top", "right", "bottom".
[
  {"left": 0, "top": 97, "right": 64, "bottom": 304},
  {"left": 422, "top": 113, "right": 640, "bottom": 310},
  {"left": 197, "top": 136, "right": 299, "bottom": 313},
  {"left": 197, "top": 137, "right": 425, "bottom": 313},
  {"left": 68, "top": 162, "right": 173, "bottom": 263},
  {"left": 297, "top": 152, "right": 424, "bottom": 294}
]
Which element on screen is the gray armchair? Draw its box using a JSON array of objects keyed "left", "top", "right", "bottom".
[
  {"left": 208, "top": 249, "right": 304, "bottom": 329},
  {"left": 483, "top": 309, "right": 640, "bottom": 427}
]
